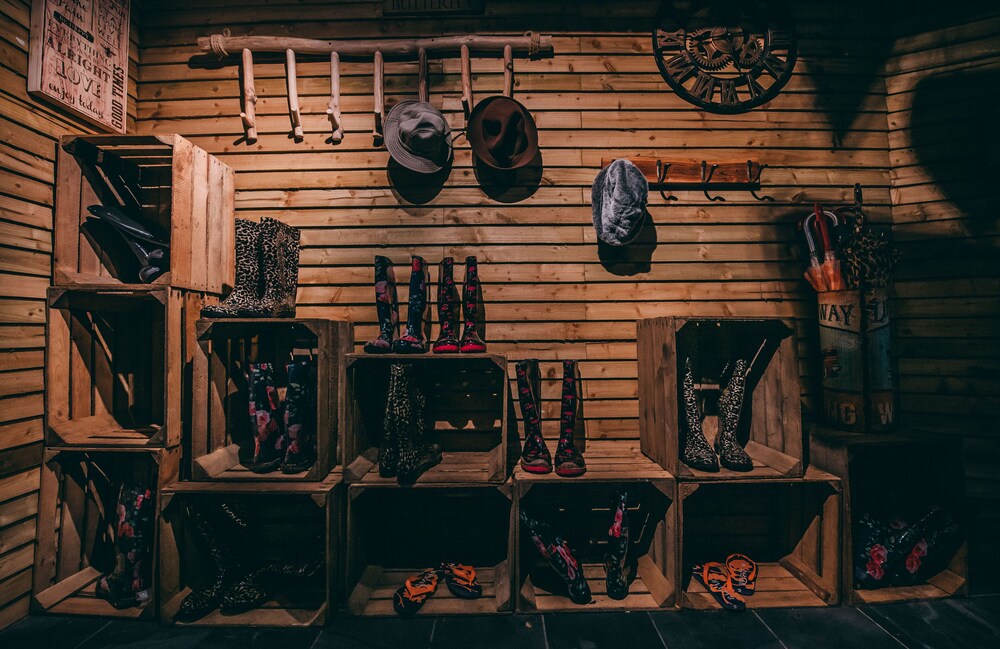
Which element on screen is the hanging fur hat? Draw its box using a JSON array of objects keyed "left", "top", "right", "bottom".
[{"left": 591, "top": 159, "right": 649, "bottom": 246}]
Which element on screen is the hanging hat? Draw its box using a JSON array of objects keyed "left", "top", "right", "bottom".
[
  {"left": 591, "top": 159, "right": 649, "bottom": 246},
  {"left": 384, "top": 100, "right": 453, "bottom": 173},
  {"left": 467, "top": 96, "right": 539, "bottom": 170}
]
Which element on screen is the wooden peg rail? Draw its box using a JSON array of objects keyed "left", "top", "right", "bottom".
[{"left": 601, "top": 157, "right": 773, "bottom": 202}]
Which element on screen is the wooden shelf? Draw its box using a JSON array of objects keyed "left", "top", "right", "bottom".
[
  {"left": 684, "top": 562, "right": 829, "bottom": 609},
  {"left": 349, "top": 449, "right": 498, "bottom": 486},
  {"left": 347, "top": 564, "right": 507, "bottom": 616},
  {"left": 521, "top": 560, "right": 671, "bottom": 613},
  {"left": 48, "top": 414, "right": 164, "bottom": 448},
  {"left": 513, "top": 440, "right": 672, "bottom": 484}
]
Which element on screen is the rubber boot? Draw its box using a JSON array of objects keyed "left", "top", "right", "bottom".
[
  {"left": 459, "top": 256, "right": 487, "bottom": 353},
  {"left": 253, "top": 218, "right": 298, "bottom": 318},
  {"left": 275, "top": 218, "right": 301, "bottom": 317},
  {"left": 176, "top": 501, "right": 239, "bottom": 621},
  {"left": 680, "top": 358, "right": 719, "bottom": 472},
  {"left": 378, "top": 359, "right": 405, "bottom": 478},
  {"left": 95, "top": 482, "right": 155, "bottom": 609},
  {"left": 605, "top": 488, "right": 630, "bottom": 600},
  {"left": 432, "top": 257, "right": 460, "bottom": 353},
  {"left": 246, "top": 363, "right": 285, "bottom": 473},
  {"left": 202, "top": 219, "right": 263, "bottom": 317},
  {"left": 280, "top": 359, "right": 316, "bottom": 474},
  {"left": 515, "top": 359, "right": 552, "bottom": 473},
  {"left": 393, "top": 256, "right": 430, "bottom": 353},
  {"left": 364, "top": 256, "right": 399, "bottom": 353},
  {"left": 519, "top": 509, "right": 592, "bottom": 605},
  {"left": 716, "top": 359, "right": 753, "bottom": 472},
  {"left": 391, "top": 362, "right": 442, "bottom": 483},
  {"left": 554, "top": 360, "right": 586, "bottom": 477}
]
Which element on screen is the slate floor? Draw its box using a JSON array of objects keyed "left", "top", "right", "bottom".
[{"left": 2, "top": 596, "right": 1000, "bottom": 649}]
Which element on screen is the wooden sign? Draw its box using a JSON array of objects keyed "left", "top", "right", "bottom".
[
  {"left": 383, "top": 0, "right": 484, "bottom": 16},
  {"left": 28, "top": 0, "right": 130, "bottom": 133}
]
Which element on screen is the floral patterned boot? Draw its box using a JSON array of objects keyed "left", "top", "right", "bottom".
[
  {"left": 554, "top": 360, "right": 586, "bottom": 477},
  {"left": 281, "top": 359, "right": 316, "bottom": 474},
  {"left": 605, "top": 488, "right": 630, "bottom": 600},
  {"left": 246, "top": 362, "right": 285, "bottom": 473},
  {"left": 95, "top": 482, "right": 155, "bottom": 609},
  {"left": 520, "top": 509, "right": 592, "bottom": 605},
  {"left": 364, "top": 256, "right": 399, "bottom": 353},
  {"left": 432, "top": 257, "right": 460, "bottom": 353},
  {"left": 680, "top": 358, "right": 719, "bottom": 472},
  {"left": 716, "top": 359, "right": 754, "bottom": 472},
  {"left": 459, "top": 256, "right": 487, "bottom": 353},
  {"left": 516, "top": 359, "right": 552, "bottom": 473},
  {"left": 393, "top": 256, "right": 430, "bottom": 353}
]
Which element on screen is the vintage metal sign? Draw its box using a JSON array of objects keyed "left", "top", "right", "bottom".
[
  {"left": 383, "top": 0, "right": 484, "bottom": 16},
  {"left": 28, "top": 0, "right": 130, "bottom": 133}
]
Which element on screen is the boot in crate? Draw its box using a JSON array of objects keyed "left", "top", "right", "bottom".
[
  {"left": 459, "top": 256, "right": 487, "bottom": 353},
  {"left": 392, "top": 362, "right": 442, "bottom": 484},
  {"left": 519, "top": 509, "right": 592, "bottom": 605},
  {"left": 716, "top": 359, "right": 753, "bottom": 472},
  {"left": 680, "top": 358, "right": 719, "bottom": 472},
  {"left": 176, "top": 499, "right": 244, "bottom": 621},
  {"left": 393, "top": 256, "right": 431, "bottom": 353},
  {"left": 248, "top": 217, "right": 299, "bottom": 318},
  {"left": 516, "top": 359, "right": 552, "bottom": 474},
  {"left": 95, "top": 482, "right": 155, "bottom": 609},
  {"left": 202, "top": 219, "right": 265, "bottom": 317},
  {"left": 554, "top": 360, "right": 586, "bottom": 477},
  {"left": 605, "top": 488, "right": 630, "bottom": 600},
  {"left": 432, "top": 257, "right": 461, "bottom": 353},
  {"left": 246, "top": 363, "right": 286, "bottom": 473},
  {"left": 377, "top": 359, "right": 405, "bottom": 478},
  {"left": 364, "top": 256, "right": 400, "bottom": 353},
  {"left": 281, "top": 359, "right": 317, "bottom": 474}
]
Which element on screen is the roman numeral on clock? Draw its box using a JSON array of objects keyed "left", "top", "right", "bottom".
[
  {"left": 657, "top": 29, "right": 686, "bottom": 51},
  {"left": 664, "top": 54, "right": 697, "bottom": 82},
  {"left": 691, "top": 73, "right": 717, "bottom": 102}
]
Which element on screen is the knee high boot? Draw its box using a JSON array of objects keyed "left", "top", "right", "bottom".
[
  {"left": 393, "top": 256, "right": 430, "bottom": 354},
  {"left": 365, "top": 256, "right": 399, "bottom": 353},
  {"left": 432, "top": 257, "right": 460, "bottom": 353},
  {"left": 554, "top": 360, "right": 586, "bottom": 477},
  {"left": 392, "top": 362, "right": 442, "bottom": 484},
  {"left": 280, "top": 359, "right": 316, "bottom": 474},
  {"left": 680, "top": 358, "right": 719, "bottom": 472},
  {"left": 246, "top": 362, "right": 285, "bottom": 473},
  {"left": 95, "top": 482, "right": 155, "bottom": 609},
  {"left": 253, "top": 217, "right": 299, "bottom": 318},
  {"left": 516, "top": 359, "right": 552, "bottom": 474},
  {"left": 459, "top": 256, "right": 487, "bottom": 353},
  {"left": 202, "top": 219, "right": 263, "bottom": 317},
  {"left": 716, "top": 359, "right": 753, "bottom": 472}
]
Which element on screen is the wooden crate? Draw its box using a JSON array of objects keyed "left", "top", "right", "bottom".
[
  {"left": 31, "top": 446, "right": 180, "bottom": 619},
  {"left": 637, "top": 317, "right": 804, "bottom": 480},
  {"left": 810, "top": 428, "right": 968, "bottom": 605},
  {"left": 677, "top": 468, "right": 841, "bottom": 609},
  {"left": 191, "top": 319, "right": 352, "bottom": 481},
  {"left": 514, "top": 444, "right": 677, "bottom": 612},
  {"left": 54, "top": 134, "right": 235, "bottom": 293},
  {"left": 344, "top": 354, "right": 516, "bottom": 486},
  {"left": 158, "top": 473, "right": 342, "bottom": 627},
  {"left": 346, "top": 484, "right": 513, "bottom": 615},
  {"left": 45, "top": 285, "right": 207, "bottom": 448}
]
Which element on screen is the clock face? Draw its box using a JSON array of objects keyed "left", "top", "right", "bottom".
[{"left": 653, "top": 1, "right": 797, "bottom": 113}]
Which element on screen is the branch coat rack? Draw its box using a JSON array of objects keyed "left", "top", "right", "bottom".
[
  {"left": 600, "top": 157, "right": 774, "bottom": 202},
  {"left": 198, "top": 32, "right": 554, "bottom": 145}
]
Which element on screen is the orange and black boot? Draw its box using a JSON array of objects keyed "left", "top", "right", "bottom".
[
  {"left": 605, "top": 488, "right": 630, "bottom": 600},
  {"left": 554, "top": 360, "right": 586, "bottom": 477},
  {"left": 432, "top": 257, "right": 460, "bottom": 353},
  {"left": 393, "top": 256, "right": 430, "bottom": 353},
  {"left": 516, "top": 359, "right": 552, "bottom": 473},
  {"left": 459, "top": 256, "right": 487, "bottom": 353},
  {"left": 364, "top": 256, "right": 399, "bottom": 353}
]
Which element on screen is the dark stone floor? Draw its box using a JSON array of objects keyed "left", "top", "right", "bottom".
[{"left": 3, "top": 596, "right": 999, "bottom": 649}]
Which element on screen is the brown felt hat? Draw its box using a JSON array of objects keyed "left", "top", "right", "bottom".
[{"left": 467, "top": 96, "right": 539, "bottom": 170}]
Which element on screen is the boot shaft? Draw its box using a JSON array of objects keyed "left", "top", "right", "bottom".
[
  {"left": 435, "top": 257, "right": 459, "bottom": 340},
  {"left": 258, "top": 217, "right": 300, "bottom": 317},
  {"left": 459, "top": 255, "right": 487, "bottom": 352},
  {"left": 559, "top": 360, "right": 578, "bottom": 439},
  {"left": 392, "top": 256, "right": 430, "bottom": 353}
]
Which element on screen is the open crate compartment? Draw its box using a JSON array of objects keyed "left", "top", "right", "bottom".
[
  {"left": 638, "top": 317, "right": 804, "bottom": 480},
  {"left": 158, "top": 476, "right": 342, "bottom": 627},
  {"left": 31, "top": 446, "right": 180, "bottom": 619},
  {"left": 191, "top": 319, "right": 352, "bottom": 481},
  {"left": 344, "top": 354, "right": 516, "bottom": 485},
  {"left": 346, "top": 484, "right": 513, "bottom": 615},
  {"left": 514, "top": 479, "right": 676, "bottom": 612},
  {"left": 678, "top": 468, "right": 841, "bottom": 609},
  {"left": 54, "top": 134, "right": 234, "bottom": 293},
  {"left": 811, "top": 429, "right": 967, "bottom": 605},
  {"left": 45, "top": 286, "right": 202, "bottom": 448}
]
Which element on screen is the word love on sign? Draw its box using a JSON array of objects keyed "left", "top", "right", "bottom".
[{"left": 28, "top": 0, "right": 130, "bottom": 133}]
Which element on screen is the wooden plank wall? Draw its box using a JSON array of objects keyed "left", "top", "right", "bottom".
[
  {"left": 0, "top": 0, "right": 138, "bottom": 630},
  {"left": 135, "top": 0, "right": 891, "bottom": 444},
  {"left": 885, "top": 7, "right": 1000, "bottom": 511}
]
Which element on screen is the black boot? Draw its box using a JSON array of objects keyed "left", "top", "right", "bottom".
[
  {"left": 554, "top": 360, "right": 586, "bottom": 477},
  {"left": 280, "top": 360, "right": 316, "bottom": 474},
  {"left": 716, "top": 359, "right": 753, "bottom": 472},
  {"left": 459, "top": 256, "right": 487, "bottom": 353},
  {"left": 176, "top": 501, "right": 238, "bottom": 621},
  {"left": 520, "top": 509, "right": 592, "bottom": 605},
  {"left": 202, "top": 219, "right": 264, "bottom": 317},
  {"left": 605, "top": 488, "right": 630, "bottom": 600},
  {"left": 364, "top": 256, "right": 399, "bottom": 353},
  {"left": 393, "top": 256, "right": 430, "bottom": 353},
  {"left": 432, "top": 257, "right": 460, "bottom": 353},
  {"left": 245, "top": 363, "right": 285, "bottom": 473},
  {"left": 680, "top": 358, "right": 719, "bottom": 472},
  {"left": 95, "top": 482, "right": 155, "bottom": 609}
]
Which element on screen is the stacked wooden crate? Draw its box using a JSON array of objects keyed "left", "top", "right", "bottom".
[{"left": 32, "top": 135, "right": 233, "bottom": 618}]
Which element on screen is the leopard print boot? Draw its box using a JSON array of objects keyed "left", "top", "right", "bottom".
[
  {"left": 391, "top": 362, "right": 441, "bottom": 484},
  {"left": 201, "top": 219, "right": 265, "bottom": 317},
  {"left": 378, "top": 360, "right": 406, "bottom": 477},
  {"left": 252, "top": 218, "right": 298, "bottom": 318},
  {"left": 275, "top": 219, "right": 301, "bottom": 317},
  {"left": 716, "top": 359, "right": 754, "bottom": 472},
  {"left": 680, "top": 358, "right": 719, "bottom": 472}
]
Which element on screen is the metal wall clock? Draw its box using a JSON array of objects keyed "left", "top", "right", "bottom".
[{"left": 652, "top": 1, "right": 797, "bottom": 113}]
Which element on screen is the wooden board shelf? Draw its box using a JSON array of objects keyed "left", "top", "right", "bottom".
[
  {"left": 348, "top": 565, "right": 506, "bottom": 616},
  {"left": 513, "top": 440, "right": 673, "bottom": 484}
]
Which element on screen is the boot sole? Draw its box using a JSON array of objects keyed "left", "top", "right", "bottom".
[{"left": 555, "top": 465, "right": 587, "bottom": 477}]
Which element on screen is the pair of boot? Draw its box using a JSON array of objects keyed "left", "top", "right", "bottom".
[
  {"left": 245, "top": 360, "right": 316, "bottom": 474},
  {"left": 176, "top": 499, "right": 323, "bottom": 621},
  {"left": 516, "top": 359, "right": 586, "bottom": 477},
  {"left": 95, "top": 482, "right": 155, "bottom": 609},
  {"left": 681, "top": 358, "right": 753, "bottom": 473},
  {"left": 378, "top": 362, "right": 442, "bottom": 484},
  {"left": 364, "top": 255, "right": 486, "bottom": 355},
  {"left": 202, "top": 218, "right": 301, "bottom": 318},
  {"left": 84, "top": 204, "right": 170, "bottom": 283}
]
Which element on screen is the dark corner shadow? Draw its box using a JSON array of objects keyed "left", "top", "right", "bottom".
[
  {"left": 473, "top": 150, "right": 543, "bottom": 203},
  {"left": 388, "top": 158, "right": 451, "bottom": 205},
  {"left": 596, "top": 208, "right": 657, "bottom": 276},
  {"left": 910, "top": 67, "right": 1000, "bottom": 239}
]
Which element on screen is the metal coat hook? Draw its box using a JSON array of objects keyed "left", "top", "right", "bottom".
[
  {"left": 701, "top": 161, "right": 725, "bottom": 202},
  {"left": 854, "top": 183, "right": 864, "bottom": 212},
  {"left": 747, "top": 160, "right": 775, "bottom": 202},
  {"left": 655, "top": 159, "right": 678, "bottom": 201}
]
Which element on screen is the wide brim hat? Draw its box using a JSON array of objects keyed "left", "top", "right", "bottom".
[
  {"left": 384, "top": 100, "right": 454, "bottom": 173},
  {"left": 592, "top": 159, "right": 649, "bottom": 246},
  {"left": 467, "top": 96, "right": 539, "bottom": 170}
]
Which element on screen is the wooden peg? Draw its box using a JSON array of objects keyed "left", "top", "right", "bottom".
[
  {"left": 503, "top": 44, "right": 514, "bottom": 98},
  {"left": 239, "top": 48, "right": 258, "bottom": 143},
  {"left": 418, "top": 47, "right": 428, "bottom": 103},
  {"left": 327, "top": 52, "right": 343, "bottom": 144},
  {"left": 285, "top": 49, "right": 303, "bottom": 141},
  {"left": 373, "top": 50, "right": 384, "bottom": 146},
  {"left": 460, "top": 44, "right": 473, "bottom": 117}
]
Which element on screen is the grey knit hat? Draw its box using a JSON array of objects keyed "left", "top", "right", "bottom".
[{"left": 591, "top": 159, "right": 648, "bottom": 246}]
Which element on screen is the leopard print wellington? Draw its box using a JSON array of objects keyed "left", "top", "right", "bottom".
[
  {"left": 680, "top": 357, "right": 719, "bottom": 472},
  {"left": 201, "top": 219, "right": 264, "bottom": 317},
  {"left": 716, "top": 359, "right": 754, "bottom": 472},
  {"left": 388, "top": 362, "right": 441, "bottom": 483},
  {"left": 251, "top": 218, "right": 298, "bottom": 318}
]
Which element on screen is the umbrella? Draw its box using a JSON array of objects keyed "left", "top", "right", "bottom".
[
  {"left": 815, "top": 208, "right": 845, "bottom": 291},
  {"left": 800, "top": 207, "right": 825, "bottom": 291}
]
